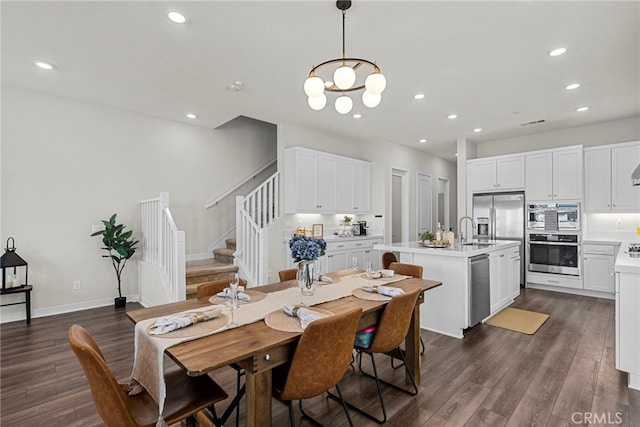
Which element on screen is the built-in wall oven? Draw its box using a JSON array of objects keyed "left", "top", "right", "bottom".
[{"left": 528, "top": 233, "right": 581, "bottom": 276}]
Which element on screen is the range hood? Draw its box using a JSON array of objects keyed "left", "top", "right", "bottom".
[{"left": 633, "top": 164, "right": 640, "bottom": 186}]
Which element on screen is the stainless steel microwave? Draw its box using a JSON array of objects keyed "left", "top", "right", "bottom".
[{"left": 527, "top": 203, "right": 580, "bottom": 231}]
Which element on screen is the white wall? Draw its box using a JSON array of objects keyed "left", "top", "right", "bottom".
[
  {"left": 1, "top": 86, "right": 276, "bottom": 319},
  {"left": 267, "top": 122, "right": 457, "bottom": 282},
  {"left": 476, "top": 116, "right": 640, "bottom": 158}
]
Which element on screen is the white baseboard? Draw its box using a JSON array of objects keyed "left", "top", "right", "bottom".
[
  {"left": 0, "top": 294, "right": 141, "bottom": 324},
  {"left": 526, "top": 283, "right": 614, "bottom": 300}
]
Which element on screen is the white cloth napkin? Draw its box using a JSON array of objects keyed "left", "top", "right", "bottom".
[
  {"left": 216, "top": 288, "right": 251, "bottom": 302},
  {"left": 148, "top": 306, "right": 222, "bottom": 335},
  {"left": 361, "top": 284, "right": 405, "bottom": 297},
  {"left": 283, "top": 305, "right": 327, "bottom": 329},
  {"left": 318, "top": 275, "right": 333, "bottom": 283}
]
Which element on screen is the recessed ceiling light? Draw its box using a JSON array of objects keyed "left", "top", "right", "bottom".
[
  {"left": 228, "top": 81, "right": 243, "bottom": 91},
  {"left": 455, "top": 153, "right": 458, "bottom": 157},
  {"left": 414, "top": 94, "right": 425, "bottom": 100},
  {"left": 447, "top": 114, "right": 457, "bottom": 119},
  {"left": 353, "top": 114, "right": 362, "bottom": 119},
  {"left": 186, "top": 113, "right": 197, "bottom": 119},
  {"left": 549, "top": 47, "right": 567, "bottom": 57},
  {"left": 576, "top": 106, "right": 590, "bottom": 112},
  {"left": 565, "top": 83, "right": 580, "bottom": 90},
  {"left": 34, "top": 61, "right": 55, "bottom": 70},
  {"left": 419, "top": 139, "right": 427, "bottom": 143},
  {"left": 167, "top": 10, "right": 187, "bottom": 24},
  {"left": 473, "top": 128, "right": 483, "bottom": 133}
]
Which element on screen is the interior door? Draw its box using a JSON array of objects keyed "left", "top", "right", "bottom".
[
  {"left": 417, "top": 173, "right": 432, "bottom": 234},
  {"left": 392, "top": 175, "right": 403, "bottom": 243}
]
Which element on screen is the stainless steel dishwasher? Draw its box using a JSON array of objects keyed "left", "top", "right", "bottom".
[{"left": 469, "top": 254, "right": 490, "bottom": 327}]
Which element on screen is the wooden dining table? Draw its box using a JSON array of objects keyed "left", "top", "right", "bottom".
[{"left": 127, "top": 269, "right": 442, "bottom": 427}]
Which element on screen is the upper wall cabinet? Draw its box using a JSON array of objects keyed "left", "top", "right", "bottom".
[
  {"left": 525, "top": 147, "right": 583, "bottom": 201},
  {"left": 467, "top": 155, "right": 525, "bottom": 193},
  {"left": 285, "top": 147, "right": 371, "bottom": 214},
  {"left": 584, "top": 141, "right": 640, "bottom": 212}
]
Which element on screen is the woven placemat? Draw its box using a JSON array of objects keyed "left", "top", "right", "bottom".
[
  {"left": 264, "top": 308, "right": 334, "bottom": 333},
  {"left": 147, "top": 313, "right": 229, "bottom": 339},
  {"left": 352, "top": 288, "right": 392, "bottom": 301},
  {"left": 208, "top": 289, "right": 267, "bottom": 306}
]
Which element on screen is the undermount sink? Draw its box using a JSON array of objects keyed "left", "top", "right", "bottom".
[{"left": 458, "top": 242, "right": 497, "bottom": 247}]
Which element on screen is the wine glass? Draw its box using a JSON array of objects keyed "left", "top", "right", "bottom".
[
  {"left": 352, "top": 256, "right": 359, "bottom": 277},
  {"left": 365, "top": 260, "right": 372, "bottom": 280},
  {"left": 227, "top": 273, "right": 239, "bottom": 327}
]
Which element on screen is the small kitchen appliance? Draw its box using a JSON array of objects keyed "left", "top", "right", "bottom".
[{"left": 352, "top": 221, "right": 367, "bottom": 236}]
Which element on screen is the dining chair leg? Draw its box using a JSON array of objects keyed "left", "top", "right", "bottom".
[
  {"left": 391, "top": 336, "right": 425, "bottom": 369},
  {"left": 288, "top": 401, "right": 296, "bottom": 427},
  {"left": 361, "top": 349, "right": 418, "bottom": 396}
]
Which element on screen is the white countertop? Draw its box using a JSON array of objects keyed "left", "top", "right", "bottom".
[
  {"left": 374, "top": 240, "right": 520, "bottom": 258},
  {"left": 615, "top": 242, "right": 640, "bottom": 274}
]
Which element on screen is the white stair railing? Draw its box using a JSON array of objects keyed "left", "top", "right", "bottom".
[
  {"left": 235, "top": 172, "right": 280, "bottom": 286},
  {"left": 140, "top": 192, "right": 186, "bottom": 302}
]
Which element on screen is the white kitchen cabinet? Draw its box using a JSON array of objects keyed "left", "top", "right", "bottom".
[
  {"left": 467, "top": 155, "right": 525, "bottom": 193},
  {"left": 285, "top": 147, "right": 371, "bottom": 214},
  {"left": 583, "top": 243, "right": 618, "bottom": 294},
  {"left": 489, "top": 248, "right": 510, "bottom": 314},
  {"left": 324, "top": 237, "right": 382, "bottom": 273},
  {"left": 584, "top": 142, "right": 640, "bottom": 212},
  {"left": 285, "top": 148, "right": 337, "bottom": 213},
  {"left": 336, "top": 159, "right": 371, "bottom": 212},
  {"left": 611, "top": 143, "right": 640, "bottom": 211},
  {"left": 525, "top": 147, "right": 583, "bottom": 201},
  {"left": 509, "top": 248, "right": 521, "bottom": 299},
  {"left": 351, "top": 160, "right": 371, "bottom": 212}
]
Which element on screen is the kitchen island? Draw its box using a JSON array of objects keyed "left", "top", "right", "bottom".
[
  {"left": 614, "top": 242, "right": 640, "bottom": 391},
  {"left": 374, "top": 240, "right": 520, "bottom": 338}
]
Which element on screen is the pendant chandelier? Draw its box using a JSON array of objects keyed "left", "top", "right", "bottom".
[{"left": 304, "top": 1, "right": 386, "bottom": 114}]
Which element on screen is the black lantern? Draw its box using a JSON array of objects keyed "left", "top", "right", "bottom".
[{"left": 1, "top": 237, "right": 28, "bottom": 290}]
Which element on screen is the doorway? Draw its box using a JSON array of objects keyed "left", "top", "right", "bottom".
[
  {"left": 436, "top": 177, "right": 450, "bottom": 231},
  {"left": 391, "top": 168, "right": 409, "bottom": 243},
  {"left": 417, "top": 173, "right": 432, "bottom": 234}
]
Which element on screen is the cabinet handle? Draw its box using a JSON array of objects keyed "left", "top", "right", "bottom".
[
  {"left": 612, "top": 204, "right": 616, "bottom": 207},
  {"left": 337, "top": 245, "right": 345, "bottom": 248},
  {"left": 355, "top": 243, "right": 363, "bottom": 246},
  {"left": 548, "top": 279, "right": 559, "bottom": 283},
  {"left": 611, "top": 273, "right": 616, "bottom": 277}
]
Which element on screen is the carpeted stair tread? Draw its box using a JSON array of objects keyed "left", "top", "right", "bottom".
[{"left": 225, "top": 238, "right": 236, "bottom": 250}]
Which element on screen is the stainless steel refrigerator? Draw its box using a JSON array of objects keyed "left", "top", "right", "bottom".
[{"left": 472, "top": 192, "right": 525, "bottom": 285}]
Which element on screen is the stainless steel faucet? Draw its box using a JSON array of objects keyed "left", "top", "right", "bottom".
[{"left": 458, "top": 216, "right": 476, "bottom": 243}]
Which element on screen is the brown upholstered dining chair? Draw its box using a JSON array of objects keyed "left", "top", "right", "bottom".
[
  {"left": 279, "top": 268, "right": 298, "bottom": 282},
  {"left": 272, "top": 308, "right": 362, "bottom": 427},
  {"left": 196, "top": 277, "right": 248, "bottom": 427},
  {"left": 389, "top": 262, "right": 426, "bottom": 356},
  {"left": 196, "top": 277, "right": 246, "bottom": 299},
  {"left": 68, "top": 324, "right": 227, "bottom": 427},
  {"left": 330, "top": 288, "right": 421, "bottom": 424},
  {"left": 381, "top": 252, "right": 398, "bottom": 269}
]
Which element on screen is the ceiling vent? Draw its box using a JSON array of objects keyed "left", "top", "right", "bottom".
[{"left": 520, "top": 119, "right": 546, "bottom": 127}]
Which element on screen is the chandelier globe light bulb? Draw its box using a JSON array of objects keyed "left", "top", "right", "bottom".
[
  {"left": 365, "top": 72, "right": 386, "bottom": 94},
  {"left": 333, "top": 65, "right": 356, "bottom": 90},
  {"left": 335, "top": 95, "right": 353, "bottom": 114},
  {"left": 362, "top": 91, "right": 382, "bottom": 108},
  {"left": 308, "top": 93, "right": 327, "bottom": 111},
  {"left": 304, "top": 76, "right": 325, "bottom": 97}
]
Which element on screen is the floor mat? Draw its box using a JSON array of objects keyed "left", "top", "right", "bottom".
[{"left": 485, "top": 307, "right": 549, "bottom": 334}]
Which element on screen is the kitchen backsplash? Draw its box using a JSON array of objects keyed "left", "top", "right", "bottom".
[{"left": 584, "top": 213, "right": 640, "bottom": 241}]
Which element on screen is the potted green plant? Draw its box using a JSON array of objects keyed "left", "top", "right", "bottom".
[{"left": 91, "top": 213, "right": 139, "bottom": 308}]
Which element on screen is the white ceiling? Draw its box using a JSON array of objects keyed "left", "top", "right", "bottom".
[{"left": 2, "top": 1, "right": 639, "bottom": 161}]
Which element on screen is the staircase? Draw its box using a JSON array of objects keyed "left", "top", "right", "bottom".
[{"left": 185, "top": 238, "right": 238, "bottom": 299}]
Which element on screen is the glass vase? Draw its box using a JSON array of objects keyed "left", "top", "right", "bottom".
[{"left": 297, "top": 260, "right": 318, "bottom": 297}]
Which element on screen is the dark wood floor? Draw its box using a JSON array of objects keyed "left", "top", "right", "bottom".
[{"left": 2, "top": 288, "right": 639, "bottom": 426}]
